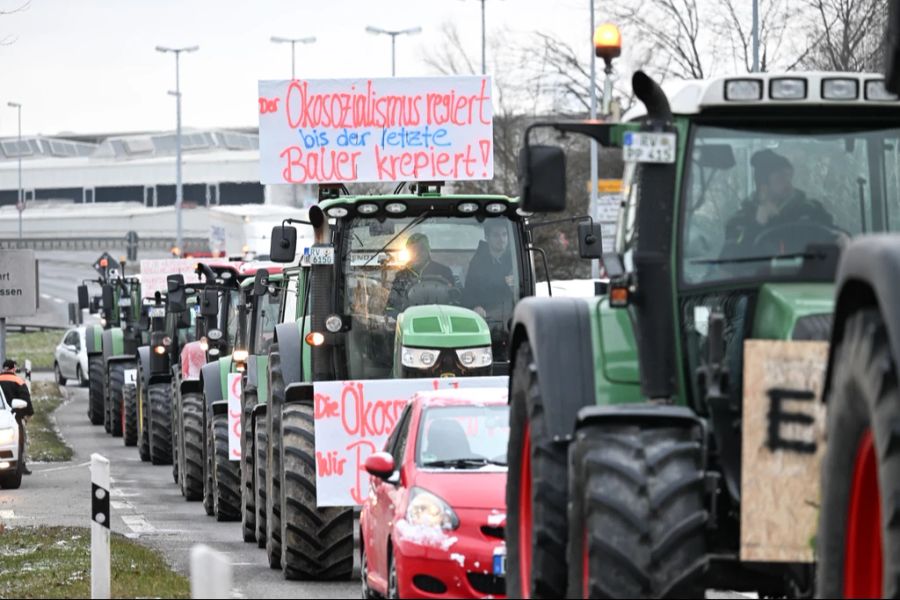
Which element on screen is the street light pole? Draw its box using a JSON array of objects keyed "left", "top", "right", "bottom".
[
  {"left": 270, "top": 36, "right": 316, "bottom": 80},
  {"left": 366, "top": 26, "right": 422, "bottom": 76},
  {"left": 156, "top": 45, "right": 199, "bottom": 255},
  {"left": 752, "top": 0, "right": 760, "bottom": 72},
  {"left": 7, "top": 102, "right": 22, "bottom": 240},
  {"left": 480, "top": 0, "right": 486, "bottom": 75},
  {"left": 589, "top": 0, "right": 598, "bottom": 279}
]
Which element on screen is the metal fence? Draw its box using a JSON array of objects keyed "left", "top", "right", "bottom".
[{"left": 0, "top": 237, "right": 209, "bottom": 252}]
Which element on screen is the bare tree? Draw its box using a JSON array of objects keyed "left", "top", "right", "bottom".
[
  {"left": 0, "top": 0, "right": 30, "bottom": 46},
  {"left": 798, "top": 0, "right": 889, "bottom": 71},
  {"left": 711, "top": 0, "right": 804, "bottom": 72}
]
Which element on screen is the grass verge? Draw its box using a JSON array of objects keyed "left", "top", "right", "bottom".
[
  {"left": 0, "top": 526, "right": 190, "bottom": 599},
  {"left": 27, "top": 381, "right": 73, "bottom": 462},
  {"left": 6, "top": 330, "right": 60, "bottom": 371}
]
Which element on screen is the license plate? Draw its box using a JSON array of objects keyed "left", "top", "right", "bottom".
[
  {"left": 492, "top": 547, "right": 506, "bottom": 576},
  {"left": 124, "top": 369, "right": 137, "bottom": 385},
  {"left": 623, "top": 131, "right": 677, "bottom": 164},
  {"left": 118, "top": 298, "right": 132, "bottom": 307},
  {"left": 310, "top": 246, "right": 334, "bottom": 266},
  {"left": 148, "top": 307, "right": 165, "bottom": 318}
]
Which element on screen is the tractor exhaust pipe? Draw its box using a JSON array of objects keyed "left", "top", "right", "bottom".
[{"left": 632, "top": 71, "right": 672, "bottom": 121}]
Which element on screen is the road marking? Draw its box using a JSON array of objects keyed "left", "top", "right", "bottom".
[
  {"left": 38, "top": 460, "right": 90, "bottom": 474},
  {"left": 111, "top": 501, "right": 133, "bottom": 511},
  {"left": 40, "top": 293, "right": 51, "bottom": 300},
  {"left": 0, "top": 510, "right": 15, "bottom": 519},
  {"left": 53, "top": 297, "right": 65, "bottom": 304},
  {"left": 111, "top": 488, "right": 141, "bottom": 498},
  {"left": 122, "top": 515, "right": 156, "bottom": 534}
]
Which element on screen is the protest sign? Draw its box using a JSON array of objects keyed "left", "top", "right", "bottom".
[
  {"left": 313, "top": 376, "right": 507, "bottom": 506},
  {"left": 227, "top": 373, "right": 242, "bottom": 461},
  {"left": 258, "top": 76, "right": 494, "bottom": 184},
  {"left": 139, "top": 259, "right": 202, "bottom": 296}
]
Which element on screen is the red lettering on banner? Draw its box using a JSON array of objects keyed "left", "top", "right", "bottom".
[
  {"left": 280, "top": 146, "right": 361, "bottom": 183},
  {"left": 315, "top": 393, "right": 339, "bottom": 419},
  {"left": 348, "top": 439, "right": 378, "bottom": 505},
  {"left": 338, "top": 382, "right": 407, "bottom": 438},
  {"left": 373, "top": 145, "right": 477, "bottom": 181},
  {"left": 259, "top": 97, "right": 280, "bottom": 114},
  {"left": 316, "top": 450, "right": 347, "bottom": 477}
]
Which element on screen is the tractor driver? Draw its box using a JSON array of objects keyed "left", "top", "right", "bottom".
[
  {"left": 722, "top": 149, "right": 835, "bottom": 258},
  {"left": 463, "top": 219, "right": 515, "bottom": 320},
  {"left": 386, "top": 233, "right": 457, "bottom": 322}
]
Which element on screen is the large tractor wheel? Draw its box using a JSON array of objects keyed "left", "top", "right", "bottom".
[
  {"left": 107, "top": 362, "right": 127, "bottom": 438},
  {"left": 212, "top": 412, "right": 241, "bottom": 522},
  {"left": 138, "top": 376, "right": 151, "bottom": 462},
  {"left": 506, "top": 341, "right": 569, "bottom": 599},
  {"left": 254, "top": 411, "right": 268, "bottom": 548},
  {"left": 203, "top": 410, "right": 215, "bottom": 516},
  {"left": 88, "top": 355, "right": 105, "bottom": 426},
  {"left": 818, "top": 308, "right": 900, "bottom": 598},
  {"left": 566, "top": 422, "right": 707, "bottom": 598},
  {"left": 122, "top": 384, "right": 138, "bottom": 446},
  {"left": 180, "top": 393, "right": 204, "bottom": 501},
  {"left": 265, "top": 344, "right": 284, "bottom": 569},
  {"left": 148, "top": 383, "right": 173, "bottom": 465},
  {"left": 171, "top": 385, "right": 180, "bottom": 486},
  {"left": 280, "top": 403, "right": 354, "bottom": 581},
  {"left": 241, "top": 390, "right": 258, "bottom": 543}
]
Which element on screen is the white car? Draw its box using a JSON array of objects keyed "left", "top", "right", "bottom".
[
  {"left": 54, "top": 326, "right": 89, "bottom": 387},
  {"left": 0, "top": 388, "right": 27, "bottom": 489}
]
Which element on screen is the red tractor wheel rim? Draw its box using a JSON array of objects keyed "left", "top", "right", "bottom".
[
  {"left": 518, "top": 422, "right": 533, "bottom": 597},
  {"left": 121, "top": 399, "right": 126, "bottom": 437},
  {"left": 844, "top": 429, "right": 882, "bottom": 599},
  {"left": 582, "top": 530, "right": 589, "bottom": 598}
]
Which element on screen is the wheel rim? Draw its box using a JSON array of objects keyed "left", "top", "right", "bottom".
[
  {"left": 518, "top": 421, "right": 533, "bottom": 598},
  {"left": 582, "top": 529, "right": 589, "bottom": 598},
  {"left": 844, "top": 429, "right": 883, "bottom": 599},
  {"left": 121, "top": 398, "right": 126, "bottom": 438}
]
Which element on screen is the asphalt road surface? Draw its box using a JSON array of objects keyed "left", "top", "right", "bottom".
[{"left": 0, "top": 375, "right": 358, "bottom": 598}]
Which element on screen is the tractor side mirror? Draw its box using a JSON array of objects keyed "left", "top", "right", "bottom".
[
  {"left": 578, "top": 222, "right": 604, "bottom": 259},
  {"left": 200, "top": 288, "right": 219, "bottom": 318},
  {"left": 77, "top": 285, "right": 89, "bottom": 311},
  {"left": 90, "top": 296, "right": 101, "bottom": 314},
  {"left": 519, "top": 144, "right": 567, "bottom": 213},
  {"left": 252, "top": 269, "right": 270, "bottom": 297},
  {"left": 166, "top": 275, "right": 187, "bottom": 313},
  {"left": 101, "top": 285, "right": 115, "bottom": 317},
  {"left": 364, "top": 452, "right": 396, "bottom": 481},
  {"left": 270, "top": 226, "right": 298, "bottom": 263}
]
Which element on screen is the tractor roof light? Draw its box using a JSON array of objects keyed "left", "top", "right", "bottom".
[
  {"left": 485, "top": 202, "right": 507, "bottom": 214},
  {"left": 326, "top": 206, "right": 349, "bottom": 218},
  {"left": 770, "top": 78, "right": 807, "bottom": 100},
  {"left": 822, "top": 78, "right": 859, "bottom": 100},
  {"left": 385, "top": 202, "right": 407, "bottom": 215},
  {"left": 724, "top": 79, "right": 763, "bottom": 101},
  {"left": 458, "top": 202, "right": 479, "bottom": 214},
  {"left": 865, "top": 79, "right": 898, "bottom": 101},
  {"left": 593, "top": 23, "right": 622, "bottom": 64},
  {"left": 358, "top": 203, "right": 379, "bottom": 215}
]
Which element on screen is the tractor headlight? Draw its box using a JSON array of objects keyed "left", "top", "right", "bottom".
[
  {"left": 456, "top": 346, "right": 492, "bottom": 367},
  {"left": 325, "top": 314, "right": 343, "bottom": 333},
  {"left": 401, "top": 347, "right": 439, "bottom": 369},
  {"left": 0, "top": 427, "right": 17, "bottom": 445},
  {"left": 232, "top": 349, "right": 249, "bottom": 363},
  {"left": 209, "top": 348, "right": 220, "bottom": 357},
  {"left": 406, "top": 487, "right": 459, "bottom": 530},
  {"left": 199, "top": 337, "right": 209, "bottom": 352}
]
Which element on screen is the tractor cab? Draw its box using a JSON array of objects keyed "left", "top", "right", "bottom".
[{"left": 272, "top": 182, "right": 535, "bottom": 379}]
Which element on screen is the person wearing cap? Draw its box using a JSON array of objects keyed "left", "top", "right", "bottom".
[
  {"left": 0, "top": 359, "right": 33, "bottom": 475},
  {"left": 386, "top": 233, "right": 456, "bottom": 321},
  {"left": 722, "top": 149, "right": 834, "bottom": 257},
  {"left": 463, "top": 219, "right": 515, "bottom": 319}
]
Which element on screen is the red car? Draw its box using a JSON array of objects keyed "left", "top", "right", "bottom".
[{"left": 360, "top": 388, "right": 510, "bottom": 599}]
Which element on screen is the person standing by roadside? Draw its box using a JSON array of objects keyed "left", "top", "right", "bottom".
[{"left": 0, "top": 359, "right": 33, "bottom": 475}]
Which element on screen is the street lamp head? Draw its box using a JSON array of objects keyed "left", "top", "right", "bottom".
[
  {"left": 402, "top": 26, "right": 422, "bottom": 36},
  {"left": 270, "top": 36, "right": 289, "bottom": 43},
  {"left": 183, "top": 45, "right": 199, "bottom": 53},
  {"left": 366, "top": 26, "right": 386, "bottom": 35},
  {"left": 7, "top": 102, "right": 20, "bottom": 108},
  {"left": 155, "top": 45, "right": 170, "bottom": 53}
]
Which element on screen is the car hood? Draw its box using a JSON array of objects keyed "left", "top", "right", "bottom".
[{"left": 412, "top": 470, "right": 506, "bottom": 509}]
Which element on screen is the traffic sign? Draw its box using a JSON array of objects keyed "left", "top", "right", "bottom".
[{"left": 92, "top": 252, "right": 121, "bottom": 277}]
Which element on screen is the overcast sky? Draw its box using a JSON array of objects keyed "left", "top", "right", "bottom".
[{"left": 0, "top": 0, "right": 596, "bottom": 137}]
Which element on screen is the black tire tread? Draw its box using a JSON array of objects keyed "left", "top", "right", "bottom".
[
  {"left": 241, "top": 389, "right": 257, "bottom": 543},
  {"left": 181, "top": 393, "right": 204, "bottom": 501},
  {"left": 107, "top": 362, "right": 128, "bottom": 438},
  {"left": 88, "top": 355, "right": 104, "bottom": 426},
  {"left": 265, "top": 345, "right": 283, "bottom": 569},
  {"left": 213, "top": 412, "right": 241, "bottom": 521},
  {"left": 255, "top": 411, "right": 268, "bottom": 548},
  {"left": 148, "top": 383, "right": 173, "bottom": 465},
  {"left": 123, "top": 383, "right": 138, "bottom": 446}
]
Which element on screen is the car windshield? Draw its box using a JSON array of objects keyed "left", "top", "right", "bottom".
[
  {"left": 342, "top": 215, "right": 521, "bottom": 379},
  {"left": 417, "top": 405, "right": 510, "bottom": 468},
  {"left": 681, "top": 124, "right": 900, "bottom": 285}
]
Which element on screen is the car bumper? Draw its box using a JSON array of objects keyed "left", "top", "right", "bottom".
[{"left": 393, "top": 526, "right": 506, "bottom": 599}]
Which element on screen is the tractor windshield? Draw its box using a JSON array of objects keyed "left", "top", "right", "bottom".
[
  {"left": 253, "top": 288, "right": 281, "bottom": 355},
  {"left": 680, "top": 123, "right": 900, "bottom": 285},
  {"left": 341, "top": 215, "right": 522, "bottom": 379}
]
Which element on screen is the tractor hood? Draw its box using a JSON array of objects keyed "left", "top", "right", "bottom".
[
  {"left": 398, "top": 305, "right": 491, "bottom": 349},
  {"left": 752, "top": 283, "right": 834, "bottom": 340}
]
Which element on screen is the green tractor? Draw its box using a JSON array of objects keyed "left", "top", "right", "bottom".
[
  {"left": 101, "top": 275, "right": 143, "bottom": 440},
  {"left": 507, "top": 68, "right": 900, "bottom": 598},
  {"left": 262, "top": 183, "right": 551, "bottom": 579}
]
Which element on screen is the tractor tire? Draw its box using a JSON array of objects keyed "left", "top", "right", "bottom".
[
  {"left": 138, "top": 377, "right": 151, "bottom": 462},
  {"left": 566, "top": 422, "right": 707, "bottom": 598},
  {"left": 280, "top": 403, "right": 354, "bottom": 581},
  {"left": 180, "top": 393, "right": 204, "bottom": 501},
  {"left": 148, "top": 383, "right": 173, "bottom": 465},
  {"left": 241, "top": 390, "right": 258, "bottom": 543},
  {"left": 172, "top": 384, "right": 180, "bottom": 486},
  {"left": 265, "top": 345, "right": 284, "bottom": 569},
  {"left": 818, "top": 308, "right": 900, "bottom": 598},
  {"left": 107, "top": 362, "right": 127, "bottom": 438},
  {"left": 254, "top": 411, "right": 268, "bottom": 548},
  {"left": 88, "top": 355, "right": 104, "bottom": 426},
  {"left": 506, "top": 340, "right": 569, "bottom": 599},
  {"left": 122, "top": 384, "right": 138, "bottom": 447},
  {"left": 212, "top": 412, "right": 241, "bottom": 522},
  {"left": 203, "top": 409, "right": 215, "bottom": 516}
]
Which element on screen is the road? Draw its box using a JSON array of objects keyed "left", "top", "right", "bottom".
[{"left": 0, "top": 375, "right": 357, "bottom": 599}]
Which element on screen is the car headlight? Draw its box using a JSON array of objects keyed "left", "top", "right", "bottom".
[
  {"left": 401, "top": 346, "right": 440, "bottom": 369},
  {"left": 456, "top": 346, "right": 492, "bottom": 367},
  {"left": 406, "top": 487, "right": 459, "bottom": 530},
  {"left": 0, "top": 427, "right": 16, "bottom": 445}
]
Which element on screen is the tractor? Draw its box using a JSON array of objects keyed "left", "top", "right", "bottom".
[
  {"left": 507, "top": 65, "right": 900, "bottom": 598},
  {"left": 262, "top": 183, "right": 570, "bottom": 579}
]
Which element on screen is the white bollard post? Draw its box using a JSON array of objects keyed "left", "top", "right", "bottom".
[
  {"left": 91, "top": 453, "right": 111, "bottom": 599},
  {"left": 190, "top": 544, "right": 232, "bottom": 599}
]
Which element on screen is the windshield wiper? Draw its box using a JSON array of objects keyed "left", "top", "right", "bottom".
[
  {"left": 422, "top": 457, "right": 507, "bottom": 469},
  {"left": 361, "top": 211, "right": 432, "bottom": 268},
  {"left": 690, "top": 251, "right": 828, "bottom": 266}
]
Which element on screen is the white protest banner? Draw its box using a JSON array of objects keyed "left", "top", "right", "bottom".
[
  {"left": 258, "top": 76, "right": 494, "bottom": 184},
  {"left": 227, "top": 373, "right": 242, "bottom": 461},
  {"left": 139, "top": 259, "right": 202, "bottom": 296},
  {"left": 314, "top": 376, "right": 507, "bottom": 507}
]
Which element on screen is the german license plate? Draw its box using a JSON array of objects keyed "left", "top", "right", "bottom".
[
  {"left": 309, "top": 246, "right": 334, "bottom": 265},
  {"left": 493, "top": 546, "right": 506, "bottom": 576},
  {"left": 148, "top": 307, "right": 165, "bottom": 318},
  {"left": 623, "top": 131, "right": 677, "bottom": 164}
]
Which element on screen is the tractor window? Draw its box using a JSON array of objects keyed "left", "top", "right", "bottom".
[
  {"left": 282, "top": 275, "right": 299, "bottom": 323},
  {"left": 341, "top": 215, "right": 522, "bottom": 379},
  {"left": 254, "top": 289, "right": 281, "bottom": 355},
  {"left": 225, "top": 289, "right": 241, "bottom": 348},
  {"left": 681, "top": 123, "right": 900, "bottom": 285}
]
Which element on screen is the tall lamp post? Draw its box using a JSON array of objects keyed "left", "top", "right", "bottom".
[
  {"left": 7, "top": 102, "right": 22, "bottom": 240},
  {"left": 270, "top": 35, "right": 316, "bottom": 80},
  {"left": 156, "top": 45, "right": 199, "bottom": 255},
  {"left": 365, "top": 26, "right": 422, "bottom": 76}
]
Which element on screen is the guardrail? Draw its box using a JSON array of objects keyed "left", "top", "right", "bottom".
[
  {"left": 7, "top": 323, "right": 66, "bottom": 333},
  {"left": 0, "top": 237, "right": 209, "bottom": 252}
]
